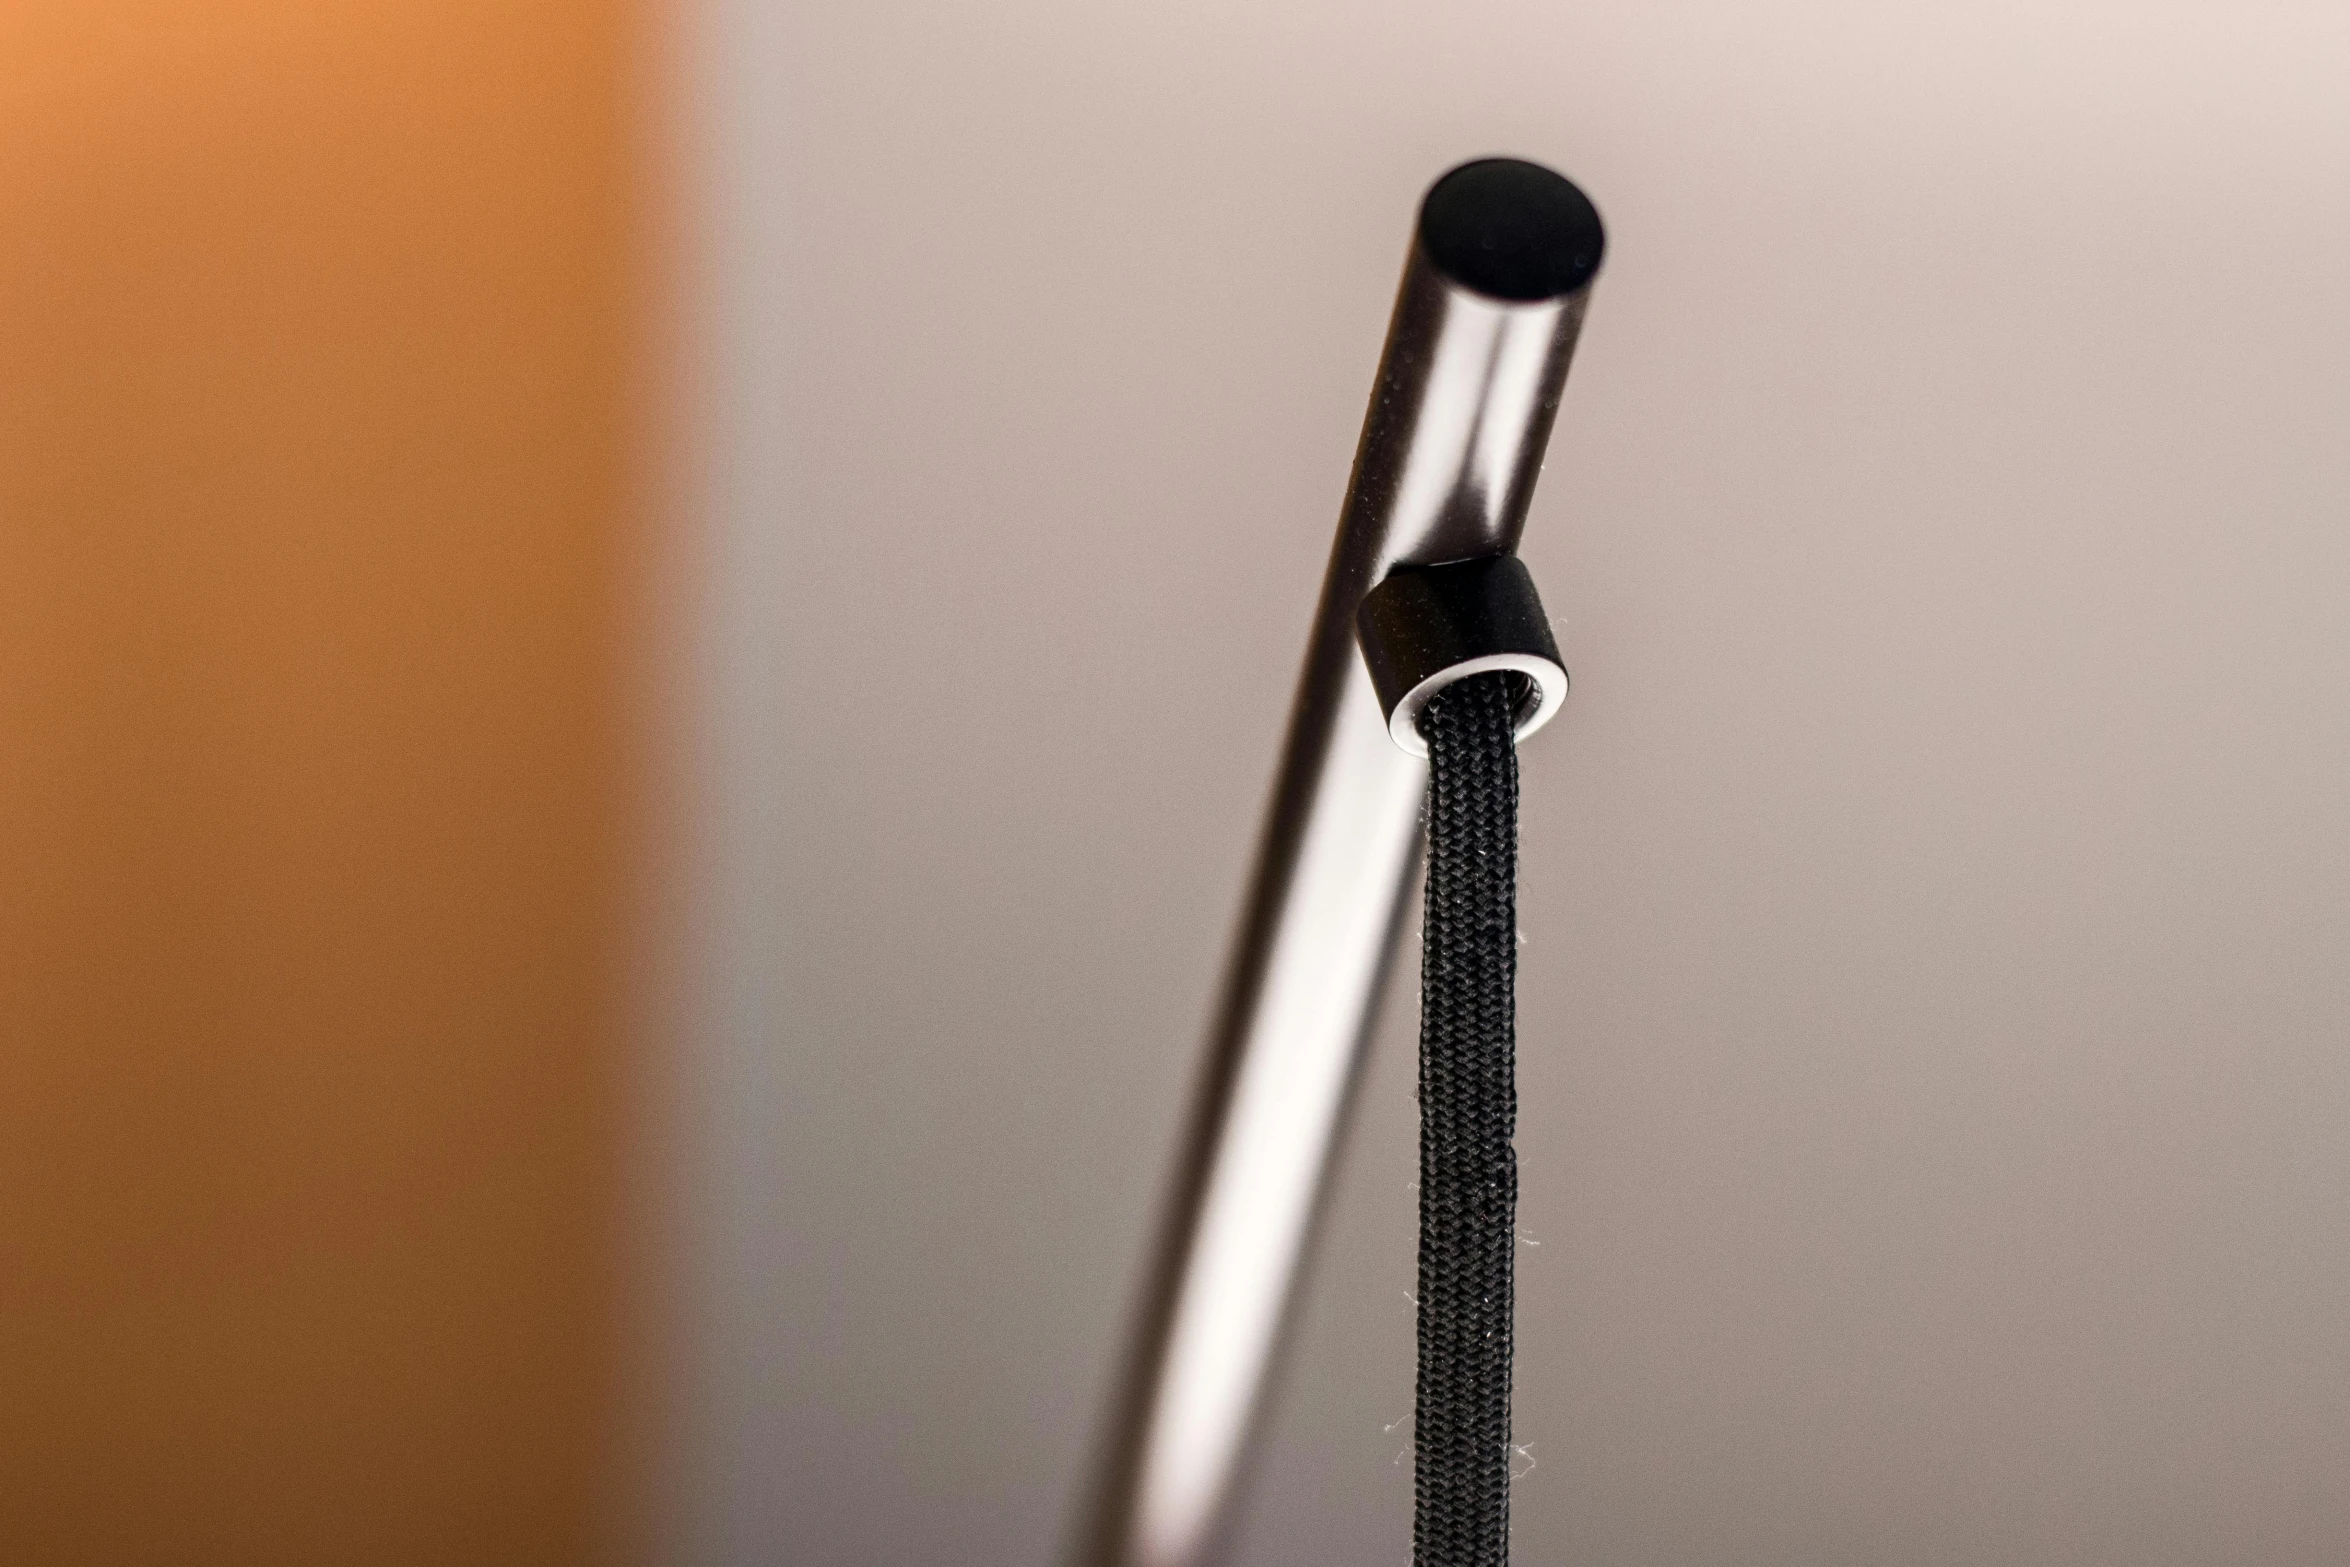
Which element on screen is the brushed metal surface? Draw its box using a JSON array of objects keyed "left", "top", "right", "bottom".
[{"left": 1072, "top": 163, "right": 1599, "bottom": 1567}]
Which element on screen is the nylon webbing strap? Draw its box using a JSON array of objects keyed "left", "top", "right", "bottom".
[{"left": 1413, "top": 670, "right": 1522, "bottom": 1567}]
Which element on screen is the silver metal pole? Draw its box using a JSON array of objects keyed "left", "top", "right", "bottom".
[{"left": 1072, "top": 158, "right": 1603, "bottom": 1567}]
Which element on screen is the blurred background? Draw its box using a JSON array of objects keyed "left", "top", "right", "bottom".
[{"left": 8, "top": 1, "right": 2350, "bottom": 1563}]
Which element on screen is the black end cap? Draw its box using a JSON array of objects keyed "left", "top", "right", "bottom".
[{"left": 1418, "top": 158, "right": 1605, "bottom": 303}]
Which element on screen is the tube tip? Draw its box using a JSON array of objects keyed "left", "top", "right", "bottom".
[{"left": 1418, "top": 158, "right": 1605, "bottom": 303}]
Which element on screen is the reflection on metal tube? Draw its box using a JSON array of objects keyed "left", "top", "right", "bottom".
[{"left": 1071, "top": 159, "right": 1604, "bottom": 1567}]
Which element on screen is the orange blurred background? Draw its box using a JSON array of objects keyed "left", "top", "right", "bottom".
[{"left": 2, "top": 3, "right": 644, "bottom": 1559}]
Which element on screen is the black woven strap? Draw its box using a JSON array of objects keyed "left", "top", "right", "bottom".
[{"left": 1413, "top": 671, "right": 1521, "bottom": 1567}]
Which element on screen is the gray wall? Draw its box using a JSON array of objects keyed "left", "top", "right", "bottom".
[{"left": 672, "top": 2, "right": 2350, "bottom": 1561}]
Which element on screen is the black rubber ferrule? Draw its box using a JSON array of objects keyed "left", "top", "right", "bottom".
[{"left": 1356, "top": 556, "right": 1567, "bottom": 754}]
